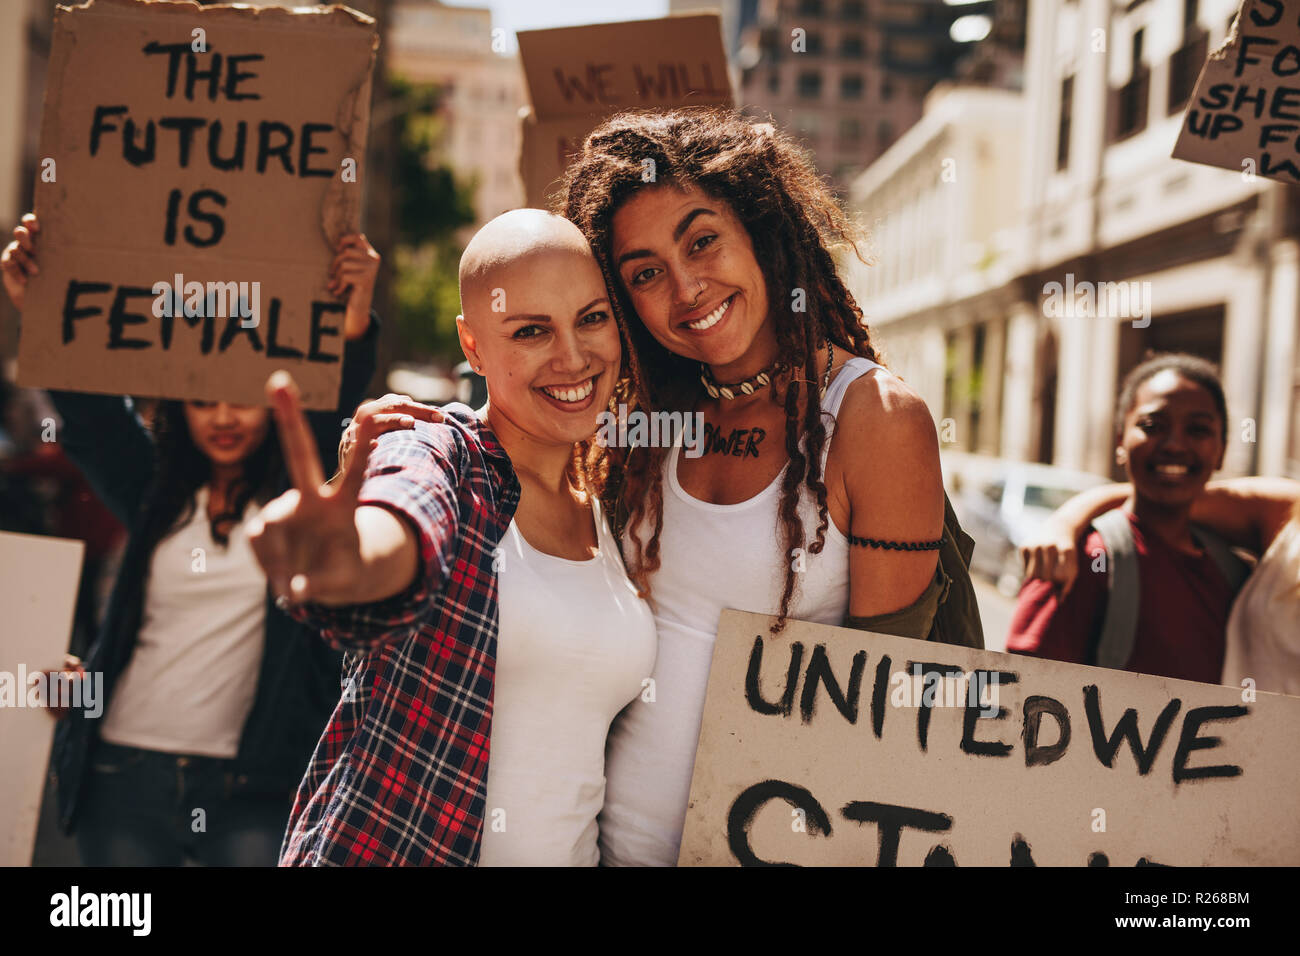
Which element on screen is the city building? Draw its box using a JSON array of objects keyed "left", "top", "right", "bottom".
[
  {"left": 388, "top": 0, "right": 525, "bottom": 227},
  {"left": 736, "top": 0, "right": 1003, "bottom": 191},
  {"left": 848, "top": 0, "right": 1299, "bottom": 482},
  {"left": 1022, "top": 0, "right": 1297, "bottom": 478},
  {"left": 669, "top": 0, "right": 753, "bottom": 55},
  {"left": 842, "top": 83, "right": 1028, "bottom": 461},
  {"left": 953, "top": 0, "right": 1028, "bottom": 89}
]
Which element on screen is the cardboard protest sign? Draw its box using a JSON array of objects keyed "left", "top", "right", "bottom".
[
  {"left": 0, "top": 532, "right": 85, "bottom": 865},
  {"left": 679, "top": 610, "right": 1300, "bottom": 866},
  {"left": 1173, "top": 0, "right": 1300, "bottom": 184},
  {"left": 516, "top": 14, "right": 733, "bottom": 207},
  {"left": 17, "top": 0, "right": 377, "bottom": 409}
]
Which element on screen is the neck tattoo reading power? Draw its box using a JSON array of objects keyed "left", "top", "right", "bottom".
[{"left": 701, "top": 423, "right": 766, "bottom": 458}]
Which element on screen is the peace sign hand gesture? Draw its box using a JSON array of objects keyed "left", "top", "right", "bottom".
[{"left": 249, "top": 371, "right": 417, "bottom": 609}]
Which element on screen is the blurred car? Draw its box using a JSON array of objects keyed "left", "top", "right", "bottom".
[{"left": 950, "top": 459, "right": 1108, "bottom": 597}]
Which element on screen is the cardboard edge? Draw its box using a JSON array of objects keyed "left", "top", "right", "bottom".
[{"left": 61, "top": 0, "right": 377, "bottom": 30}]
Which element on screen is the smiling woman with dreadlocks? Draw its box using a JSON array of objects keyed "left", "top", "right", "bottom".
[{"left": 559, "top": 109, "right": 984, "bottom": 866}]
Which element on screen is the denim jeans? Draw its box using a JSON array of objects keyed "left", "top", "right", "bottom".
[{"left": 75, "top": 741, "right": 292, "bottom": 866}]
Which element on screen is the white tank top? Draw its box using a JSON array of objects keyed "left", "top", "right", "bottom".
[
  {"left": 100, "top": 485, "right": 266, "bottom": 757},
  {"left": 600, "top": 356, "right": 886, "bottom": 866},
  {"left": 478, "top": 496, "right": 657, "bottom": 867}
]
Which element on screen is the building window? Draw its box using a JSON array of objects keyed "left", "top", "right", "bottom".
[
  {"left": 838, "top": 117, "right": 861, "bottom": 144},
  {"left": 797, "top": 70, "right": 823, "bottom": 98},
  {"left": 797, "top": 0, "right": 824, "bottom": 16},
  {"left": 881, "top": 76, "right": 894, "bottom": 100},
  {"left": 1057, "top": 75, "right": 1073, "bottom": 170},
  {"left": 1168, "top": 28, "right": 1208, "bottom": 114},
  {"left": 970, "top": 323, "right": 986, "bottom": 453},
  {"left": 840, "top": 33, "right": 865, "bottom": 58},
  {"left": 840, "top": 73, "right": 864, "bottom": 98},
  {"left": 768, "top": 70, "right": 780, "bottom": 93},
  {"left": 797, "top": 112, "right": 822, "bottom": 138},
  {"left": 841, "top": 0, "right": 865, "bottom": 20},
  {"left": 805, "top": 32, "right": 824, "bottom": 55},
  {"left": 877, "top": 120, "right": 894, "bottom": 146},
  {"left": 1110, "top": 28, "right": 1150, "bottom": 141}
]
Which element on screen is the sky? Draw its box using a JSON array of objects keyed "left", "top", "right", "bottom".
[{"left": 442, "top": 0, "right": 670, "bottom": 46}]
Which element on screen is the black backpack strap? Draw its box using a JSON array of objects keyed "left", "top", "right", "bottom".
[
  {"left": 1091, "top": 509, "right": 1139, "bottom": 670},
  {"left": 1191, "top": 523, "right": 1251, "bottom": 595}
]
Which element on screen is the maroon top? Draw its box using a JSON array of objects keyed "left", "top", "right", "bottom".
[{"left": 1007, "top": 511, "right": 1232, "bottom": 684}]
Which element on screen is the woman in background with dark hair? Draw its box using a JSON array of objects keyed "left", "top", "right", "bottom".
[
  {"left": 1, "top": 214, "right": 382, "bottom": 865},
  {"left": 1007, "top": 353, "right": 1241, "bottom": 683}
]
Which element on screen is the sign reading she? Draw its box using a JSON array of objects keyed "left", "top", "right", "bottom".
[
  {"left": 1173, "top": 0, "right": 1300, "bottom": 184},
  {"left": 17, "top": 0, "right": 377, "bottom": 408},
  {"left": 679, "top": 611, "right": 1300, "bottom": 866}
]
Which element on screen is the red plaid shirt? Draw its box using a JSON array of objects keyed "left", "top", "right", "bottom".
[{"left": 280, "top": 406, "right": 519, "bottom": 866}]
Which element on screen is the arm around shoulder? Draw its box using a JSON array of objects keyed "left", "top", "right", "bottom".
[{"left": 1193, "top": 476, "right": 1300, "bottom": 553}]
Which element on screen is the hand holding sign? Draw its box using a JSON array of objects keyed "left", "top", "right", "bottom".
[
  {"left": 248, "top": 371, "right": 417, "bottom": 608},
  {"left": 0, "top": 214, "right": 40, "bottom": 312},
  {"left": 329, "top": 233, "right": 381, "bottom": 339},
  {"left": 39, "top": 654, "right": 86, "bottom": 721}
]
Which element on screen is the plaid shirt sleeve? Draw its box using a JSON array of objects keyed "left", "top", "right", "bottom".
[
  {"left": 280, "top": 410, "right": 517, "bottom": 866},
  {"left": 289, "top": 421, "right": 468, "bottom": 654}
]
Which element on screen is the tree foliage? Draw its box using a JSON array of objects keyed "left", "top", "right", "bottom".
[{"left": 389, "top": 75, "right": 476, "bottom": 360}]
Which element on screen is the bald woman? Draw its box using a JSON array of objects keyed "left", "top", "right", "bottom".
[{"left": 249, "top": 210, "right": 657, "bottom": 866}]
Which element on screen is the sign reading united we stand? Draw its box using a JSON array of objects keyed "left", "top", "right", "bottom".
[{"left": 679, "top": 611, "right": 1300, "bottom": 866}]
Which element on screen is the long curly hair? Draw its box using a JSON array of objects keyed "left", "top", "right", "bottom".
[
  {"left": 560, "top": 108, "right": 882, "bottom": 630},
  {"left": 139, "top": 401, "right": 282, "bottom": 553}
]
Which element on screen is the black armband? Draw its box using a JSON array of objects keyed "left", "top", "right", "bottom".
[{"left": 847, "top": 534, "right": 943, "bottom": 552}]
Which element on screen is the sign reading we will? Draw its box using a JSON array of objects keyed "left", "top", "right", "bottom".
[
  {"left": 516, "top": 15, "right": 733, "bottom": 207},
  {"left": 679, "top": 611, "right": 1300, "bottom": 866},
  {"left": 17, "top": 0, "right": 376, "bottom": 408},
  {"left": 1173, "top": 0, "right": 1300, "bottom": 184}
]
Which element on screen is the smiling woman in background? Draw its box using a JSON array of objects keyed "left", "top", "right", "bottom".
[
  {"left": 1007, "top": 354, "right": 1247, "bottom": 683},
  {"left": 1, "top": 214, "right": 380, "bottom": 865}
]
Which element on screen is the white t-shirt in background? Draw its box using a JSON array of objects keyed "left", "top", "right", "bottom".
[{"left": 99, "top": 485, "right": 267, "bottom": 758}]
